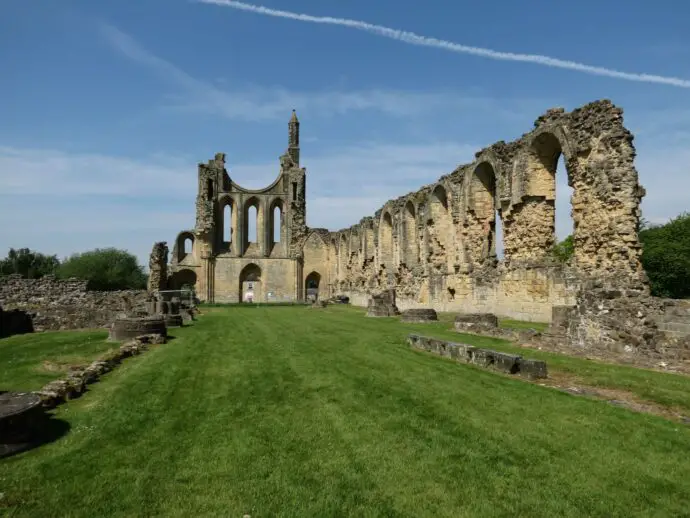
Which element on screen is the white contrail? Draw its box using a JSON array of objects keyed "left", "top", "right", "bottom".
[{"left": 197, "top": 0, "right": 690, "bottom": 89}]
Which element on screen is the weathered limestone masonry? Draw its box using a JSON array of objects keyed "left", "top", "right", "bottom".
[
  {"left": 153, "top": 101, "right": 688, "bottom": 358},
  {"left": 164, "top": 111, "right": 307, "bottom": 303},
  {"left": 0, "top": 275, "right": 147, "bottom": 331},
  {"left": 147, "top": 242, "right": 168, "bottom": 293},
  {"left": 331, "top": 101, "right": 644, "bottom": 322}
]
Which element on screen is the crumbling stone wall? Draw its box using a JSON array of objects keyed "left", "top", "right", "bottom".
[
  {"left": 0, "top": 275, "right": 147, "bottom": 331},
  {"left": 307, "top": 100, "right": 684, "bottom": 358},
  {"left": 147, "top": 242, "right": 168, "bottom": 293},
  {"left": 163, "top": 112, "right": 308, "bottom": 303}
]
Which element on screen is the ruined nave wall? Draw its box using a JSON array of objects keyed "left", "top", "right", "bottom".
[{"left": 306, "top": 100, "right": 646, "bottom": 324}]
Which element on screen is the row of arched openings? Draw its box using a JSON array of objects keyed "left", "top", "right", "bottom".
[
  {"left": 220, "top": 200, "right": 284, "bottom": 251},
  {"left": 375, "top": 133, "right": 573, "bottom": 267}
]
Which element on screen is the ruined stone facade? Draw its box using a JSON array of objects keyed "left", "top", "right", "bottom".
[
  {"left": 158, "top": 101, "right": 687, "bottom": 357},
  {"left": 166, "top": 111, "right": 307, "bottom": 303}
]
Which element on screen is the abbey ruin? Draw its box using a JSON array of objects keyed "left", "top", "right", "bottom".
[{"left": 150, "top": 100, "right": 689, "bottom": 358}]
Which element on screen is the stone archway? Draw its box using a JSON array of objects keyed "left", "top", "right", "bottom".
[
  {"left": 239, "top": 263, "right": 262, "bottom": 303},
  {"left": 169, "top": 269, "right": 198, "bottom": 291},
  {"left": 305, "top": 271, "right": 321, "bottom": 302}
]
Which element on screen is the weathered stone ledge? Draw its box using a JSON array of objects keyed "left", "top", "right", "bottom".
[
  {"left": 34, "top": 333, "right": 166, "bottom": 409},
  {"left": 408, "top": 334, "right": 548, "bottom": 379}
]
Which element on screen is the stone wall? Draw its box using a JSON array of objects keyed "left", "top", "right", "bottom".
[
  {"left": 308, "top": 101, "right": 639, "bottom": 321},
  {"left": 298, "top": 99, "right": 685, "bottom": 358},
  {"left": 212, "top": 257, "right": 297, "bottom": 303},
  {"left": 0, "top": 275, "right": 148, "bottom": 331}
]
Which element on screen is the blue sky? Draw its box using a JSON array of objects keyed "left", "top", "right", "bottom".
[{"left": 2, "top": 0, "right": 690, "bottom": 266}]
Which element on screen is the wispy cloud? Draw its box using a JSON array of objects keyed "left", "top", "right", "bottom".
[
  {"left": 198, "top": 0, "right": 690, "bottom": 89},
  {"left": 100, "top": 23, "right": 527, "bottom": 121}
]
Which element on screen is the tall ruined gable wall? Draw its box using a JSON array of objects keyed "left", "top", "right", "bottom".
[{"left": 306, "top": 100, "right": 647, "bottom": 323}]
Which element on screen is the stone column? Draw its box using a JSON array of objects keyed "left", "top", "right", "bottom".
[
  {"left": 257, "top": 199, "right": 266, "bottom": 257},
  {"left": 295, "top": 259, "right": 303, "bottom": 301},
  {"left": 264, "top": 200, "right": 272, "bottom": 257},
  {"left": 236, "top": 195, "right": 244, "bottom": 257}
]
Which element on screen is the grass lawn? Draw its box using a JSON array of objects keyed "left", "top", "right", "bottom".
[
  {"left": 0, "top": 330, "right": 112, "bottom": 391},
  {"left": 1, "top": 305, "right": 690, "bottom": 517}
]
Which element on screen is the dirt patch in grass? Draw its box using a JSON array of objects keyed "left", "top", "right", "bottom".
[{"left": 527, "top": 371, "right": 690, "bottom": 424}]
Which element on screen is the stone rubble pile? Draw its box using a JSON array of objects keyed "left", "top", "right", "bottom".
[{"left": 366, "top": 289, "right": 400, "bottom": 317}]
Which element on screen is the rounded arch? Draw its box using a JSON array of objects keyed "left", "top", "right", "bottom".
[
  {"left": 239, "top": 263, "right": 262, "bottom": 303},
  {"left": 269, "top": 197, "right": 285, "bottom": 253},
  {"left": 219, "top": 195, "right": 236, "bottom": 250},
  {"left": 472, "top": 162, "right": 497, "bottom": 218},
  {"left": 426, "top": 184, "right": 452, "bottom": 273},
  {"left": 169, "top": 268, "right": 197, "bottom": 290},
  {"left": 242, "top": 196, "right": 261, "bottom": 254},
  {"left": 175, "top": 231, "right": 195, "bottom": 263},
  {"left": 520, "top": 128, "right": 575, "bottom": 258},
  {"left": 430, "top": 184, "right": 449, "bottom": 210},
  {"left": 472, "top": 161, "right": 502, "bottom": 261},
  {"left": 305, "top": 271, "right": 322, "bottom": 302}
]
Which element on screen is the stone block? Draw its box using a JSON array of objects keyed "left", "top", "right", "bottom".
[
  {"left": 408, "top": 334, "right": 546, "bottom": 378},
  {"left": 517, "top": 358, "right": 548, "bottom": 379},
  {"left": 400, "top": 308, "right": 438, "bottom": 323}
]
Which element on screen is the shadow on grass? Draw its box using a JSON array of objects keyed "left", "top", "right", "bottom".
[{"left": 1, "top": 412, "right": 71, "bottom": 460}]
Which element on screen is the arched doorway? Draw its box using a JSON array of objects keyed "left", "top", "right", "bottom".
[
  {"left": 239, "top": 263, "right": 262, "bottom": 303},
  {"left": 170, "top": 269, "right": 197, "bottom": 291},
  {"left": 305, "top": 271, "right": 321, "bottom": 302}
]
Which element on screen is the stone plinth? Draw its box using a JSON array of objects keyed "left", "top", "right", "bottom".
[
  {"left": 109, "top": 316, "right": 167, "bottom": 341},
  {"left": 401, "top": 308, "right": 438, "bottom": 323}
]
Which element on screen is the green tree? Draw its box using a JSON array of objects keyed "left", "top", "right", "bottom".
[
  {"left": 0, "top": 248, "right": 60, "bottom": 278},
  {"left": 639, "top": 212, "right": 690, "bottom": 298},
  {"left": 551, "top": 235, "right": 574, "bottom": 263},
  {"left": 57, "top": 248, "right": 147, "bottom": 291}
]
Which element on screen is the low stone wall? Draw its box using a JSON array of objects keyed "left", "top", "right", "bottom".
[
  {"left": 0, "top": 275, "right": 148, "bottom": 331},
  {"left": 408, "top": 334, "right": 548, "bottom": 379},
  {"left": 0, "top": 306, "right": 34, "bottom": 338},
  {"left": 344, "top": 264, "right": 578, "bottom": 324},
  {"left": 35, "top": 333, "right": 166, "bottom": 408}
]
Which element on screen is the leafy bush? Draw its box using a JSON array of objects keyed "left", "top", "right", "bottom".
[
  {"left": 57, "top": 248, "right": 147, "bottom": 291},
  {"left": 639, "top": 213, "right": 690, "bottom": 298},
  {"left": 551, "top": 235, "right": 574, "bottom": 263}
]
